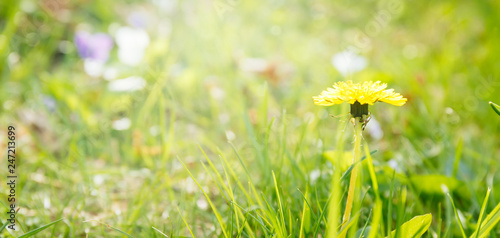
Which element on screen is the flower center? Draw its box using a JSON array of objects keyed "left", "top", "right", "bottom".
[{"left": 350, "top": 101, "right": 368, "bottom": 118}]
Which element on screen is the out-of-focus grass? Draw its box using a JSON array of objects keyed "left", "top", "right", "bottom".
[{"left": 0, "top": 0, "right": 499, "bottom": 237}]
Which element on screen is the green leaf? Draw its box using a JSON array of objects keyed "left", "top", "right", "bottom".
[
  {"left": 386, "top": 214, "right": 432, "bottom": 238},
  {"left": 490, "top": 101, "right": 500, "bottom": 116},
  {"left": 470, "top": 201, "right": 500, "bottom": 238},
  {"left": 17, "top": 218, "right": 64, "bottom": 238},
  {"left": 410, "top": 175, "right": 461, "bottom": 195}
]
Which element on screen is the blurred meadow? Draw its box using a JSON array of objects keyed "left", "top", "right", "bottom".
[{"left": 1, "top": 0, "right": 500, "bottom": 237}]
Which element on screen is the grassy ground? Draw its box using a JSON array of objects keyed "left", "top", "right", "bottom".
[{"left": 1, "top": 0, "right": 500, "bottom": 237}]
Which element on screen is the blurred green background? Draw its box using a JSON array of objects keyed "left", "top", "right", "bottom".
[{"left": 0, "top": 0, "right": 499, "bottom": 237}]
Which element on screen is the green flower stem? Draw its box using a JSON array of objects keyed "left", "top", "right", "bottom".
[{"left": 340, "top": 117, "right": 362, "bottom": 236}]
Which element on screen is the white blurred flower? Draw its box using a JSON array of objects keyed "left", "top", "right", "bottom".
[
  {"left": 151, "top": 0, "right": 177, "bottom": 14},
  {"left": 403, "top": 44, "right": 418, "bottom": 59},
  {"left": 157, "top": 22, "right": 172, "bottom": 38},
  {"left": 8, "top": 52, "right": 20, "bottom": 67},
  {"left": 43, "top": 197, "right": 51, "bottom": 209},
  {"left": 239, "top": 58, "right": 268, "bottom": 73},
  {"left": 26, "top": 217, "right": 40, "bottom": 227},
  {"left": 225, "top": 130, "right": 235, "bottom": 141},
  {"left": 458, "top": 211, "right": 467, "bottom": 228},
  {"left": 196, "top": 198, "right": 208, "bottom": 210},
  {"left": 115, "top": 27, "right": 150, "bottom": 66},
  {"left": 210, "top": 86, "right": 225, "bottom": 100},
  {"left": 366, "top": 116, "right": 383, "bottom": 140},
  {"left": 440, "top": 184, "right": 449, "bottom": 194},
  {"left": 309, "top": 169, "right": 321, "bottom": 184},
  {"left": 387, "top": 159, "right": 401, "bottom": 173},
  {"left": 219, "top": 113, "right": 230, "bottom": 124},
  {"left": 112, "top": 118, "right": 131, "bottom": 131},
  {"left": 127, "top": 10, "right": 151, "bottom": 29},
  {"left": 149, "top": 125, "right": 161, "bottom": 136},
  {"left": 103, "top": 67, "right": 118, "bottom": 80},
  {"left": 108, "top": 76, "right": 146, "bottom": 92},
  {"left": 93, "top": 175, "right": 105, "bottom": 185},
  {"left": 84, "top": 59, "right": 105, "bottom": 77},
  {"left": 184, "top": 178, "right": 197, "bottom": 194},
  {"left": 304, "top": 112, "right": 315, "bottom": 124},
  {"left": 313, "top": 138, "right": 323, "bottom": 149},
  {"left": 20, "top": 0, "right": 36, "bottom": 13},
  {"left": 31, "top": 172, "right": 47, "bottom": 183},
  {"left": 331, "top": 50, "right": 367, "bottom": 76}
]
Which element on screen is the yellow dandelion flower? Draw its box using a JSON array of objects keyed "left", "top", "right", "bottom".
[
  {"left": 313, "top": 80, "right": 407, "bottom": 106},
  {"left": 313, "top": 80, "right": 407, "bottom": 117}
]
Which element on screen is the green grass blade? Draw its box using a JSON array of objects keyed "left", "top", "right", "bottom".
[
  {"left": 228, "top": 142, "right": 266, "bottom": 209},
  {"left": 297, "top": 188, "right": 317, "bottom": 220},
  {"left": 216, "top": 150, "right": 256, "bottom": 238},
  {"left": 359, "top": 209, "right": 372, "bottom": 238},
  {"left": 84, "top": 220, "right": 135, "bottom": 238},
  {"left": 230, "top": 202, "right": 234, "bottom": 237},
  {"left": 340, "top": 150, "right": 377, "bottom": 181},
  {"left": 177, "top": 207, "right": 195, "bottom": 238},
  {"left": 201, "top": 162, "right": 229, "bottom": 203},
  {"left": 179, "top": 158, "right": 228, "bottom": 238},
  {"left": 395, "top": 187, "right": 408, "bottom": 238},
  {"left": 236, "top": 211, "right": 250, "bottom": 238},
  {"left": 452, "top": 137, "right": 463, "bottom": 178},
  {"left": 217, "top": 154, "right": 240, "bottom": 234},
  {"left": 313, "top": 191, "right": 333, "bottom": 237},
  {"left": 337, "top": 212, "right": 361, "bottom": 238},
  {"left": 199, "top": 146, "right": 231, "bottom": 200},
  {"left": 368, "top": 198, "right": 383, "bottom": 238},
  {"left": 219, "top": 146, "right": 254, "bottom": 202},
  {"left": 474, "top": 188, "right": 491, "bottom": 238},
  {"left": 364, "top": 142, "right": 382, "bottom": 238},
  {"left": 0, "top": 220, "right": 9, "bottom": 234},
  {"left": 285, "top": 149, "right": 307, "bottom": 183},
  {"left": 231, "top": 202, "right": 272, "bottom": 234},
  {"left": 17, "top": 218, "right": 64, "bottom": 238},
  {"left": 152, "top": 226, "right": 169, "bottom": 237},
  {"left": 490, "top": 101, "right": 500, "bottom": 116},
  {"left": 470, "top": 195, "right": 500, "bottom": 238},
  {"left": 437, "top": 203, "right": 442, "bottom": 238},
  {"left": 326, "top": 115, "right": 348, "bottom": 238},
  {"left": 387, "top": 170, "right": 396, "bottom": 237},
  {"left": 261, "top": 191, "right": 283, "bottom": 236},
  {"left": 299, "top": 201, "right": 307, "bottom": 238},
  {"left": 272, "top": 170, "right": 287, "bottom": 237},
  {"left": 447, "top": 193, "right": 467, "bottom": 238},
  {"left": 363, "top": 144, "right": 379, "bottom": 194}
]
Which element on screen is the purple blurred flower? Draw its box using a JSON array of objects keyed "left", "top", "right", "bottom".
[
  {"left": 127, "top": 11, "right": 150, "bottom": 29},
  {"left": 74, "top": 31, "right": 113, "bottom": 62}
]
